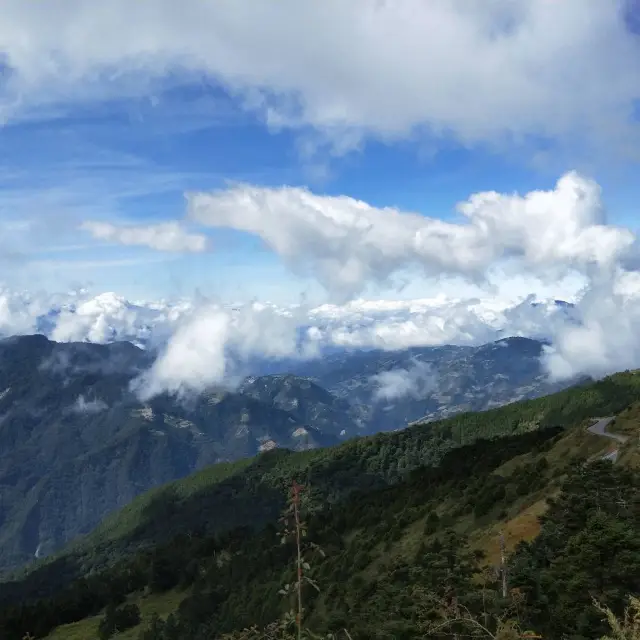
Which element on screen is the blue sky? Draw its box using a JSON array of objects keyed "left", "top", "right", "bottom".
[{"left": 1, "top": 1, "right": 640, "bottom": 306}]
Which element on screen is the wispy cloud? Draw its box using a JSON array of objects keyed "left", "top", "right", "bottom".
[
  {"left": 33, "top": 243, "right": 109, "bottom": 254},
  {"left": 29, "top": 255, "right": 178, "bottom": 270},
  {"left": 80, "top": 221, "right": 209, "bottom": 253},
  {"left": 371, "top": 359, "right": 437, "bottom": 402},
  {"left": 0, "top": 156, "right": 217, "bottom": 273}
]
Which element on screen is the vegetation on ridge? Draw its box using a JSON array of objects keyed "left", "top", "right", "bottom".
[
  {"left": 0, "top": 369, "right": 639, "bottom": 638},
  {"left": 70, "top": 371, "right": 640, "bottom": 559}
]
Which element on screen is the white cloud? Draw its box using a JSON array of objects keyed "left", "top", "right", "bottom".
[
  {"left": 80, "top": 221, "right": 208, "bottom": 253},
  {"left": 47, "top": 291, "right": 191, "bottom": 346},
  {"left": 0, "top": 288, "right": 43, "bottom": 335},
  {"left": 70, "top": 394, "right": 108, "bottom": 414},
  {"left": 188, "top": 172, "right": 634, "bottom": 300},
  {"left": 315, "top": 297, "right": 533, "bottom": 351},
  {"left": 0, "top": 1, "right": 638, "bottom": 158},
  {"left": 2, "top": 169, "right": 640, "bottom": 391},
  {"left": 371, "top": 359, "right": 437, "bottom": 401},
  {"left": 541, "top": 269, "right": 640, "bottom": 381},
  {"left": 1, "top": 2, "right": 638, "bottom": 394},
  {"left": 0, "top": 284, "right": 576, "bottom": 352},
  {"left": 132, "top": 301, "right": 318, "bottom": 398},
  {"left": 0, "top": 278, "right": 637, "bottom": 393}
]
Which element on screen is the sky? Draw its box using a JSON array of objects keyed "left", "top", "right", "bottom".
[{"left": 1, "top": 0, "right": 640, "bottom": 396}]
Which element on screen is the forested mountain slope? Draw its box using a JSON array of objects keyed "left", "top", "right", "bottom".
[
  {"left": 64, "top": 369, "right": 640, "bottom": 567},
  {"left": 0, "top": 334, "right": 578, "bottom": 572},
  {"left": 286, "top": 336, "right": 580, "bottom": 432},
  {"left": 0, "top": 336, "right": 352, "bottom": 570},
  {"left": 0, "top": 370, "right": 638, "bottom": 639}
]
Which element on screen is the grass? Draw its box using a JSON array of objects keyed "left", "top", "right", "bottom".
[
  {"left": 45, "top": 611, "right": 102, "bottom": 639},
  {"left": 45, "top": 589, "right": 188, "bottom": 639},
  {"left": 473, "top": 498, "right": 549, "bottom": 567},
  {"left": 472, "top": 412, "right": 640, "bottom": 564},
  {"left": 344, "top": 415, "right": 632, "bottom": 587},
  {"left": 610, "top": 403, "right": 640, "bottom": 437}
]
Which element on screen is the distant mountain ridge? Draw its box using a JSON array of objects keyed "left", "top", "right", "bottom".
[
  {"left": 0, "top": 335, "right": 349, "bottom": 571},
  {"left": 284, "top": 335, "right": 580, "bottom": 432},
  {"left": 0, "top": 332, "right": 580, "bottom": 572}
]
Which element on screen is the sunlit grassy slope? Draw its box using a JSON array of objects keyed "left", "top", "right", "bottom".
[{"left": 45, "top": 589, "right": 186, "bottom": 639}]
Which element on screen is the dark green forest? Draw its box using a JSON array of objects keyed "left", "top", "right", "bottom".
[{"left": 1, "top": 371, "right": 639, "bottom": 639}]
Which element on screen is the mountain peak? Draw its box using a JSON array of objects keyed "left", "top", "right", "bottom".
[{"left": 0, "top": 333, "right": 51, "bottom": 348}]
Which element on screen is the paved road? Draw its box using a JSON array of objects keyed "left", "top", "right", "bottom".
[
  {"left": 587, "top": 417, "right": 629, "bottom": 443},
  {"left": 587, "top": 417, "right": 629, "bottom": 463}
]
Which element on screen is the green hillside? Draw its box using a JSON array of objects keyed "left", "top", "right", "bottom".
[
  {"left": 73, "top": 370, "right": 640, "bottom": 558},
  {"left": 0, "top": 370, "right": 639, "bottom": 639},
  {"left": 0, "top": 335, "right": 355, "bottom": 572}
]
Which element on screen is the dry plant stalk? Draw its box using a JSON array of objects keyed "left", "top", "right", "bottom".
[
  {"left": 411, "top": 587, "right": 540, "bottom": 640},
  {"left": 218, "top": 481, "right": 351, "bottom": 640},
  {"left": 595, "top": 595, "right": 640, "bottom": 640}
]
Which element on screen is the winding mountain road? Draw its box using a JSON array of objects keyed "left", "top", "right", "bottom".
[{"left": 587, "top": 417, "right": 629, "bottom": 463}]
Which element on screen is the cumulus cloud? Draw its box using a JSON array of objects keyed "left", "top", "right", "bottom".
[
  {"left": 371, "top": 359, "right": 437, "bottom": 402},
  {"left": 0, "top": 1, "right": 638, "bottom": 158},
  {"left": 80, "top": 221, "right": 209, "bottom": 253},
  {"left": 188, "top": 172, "right": 633, "bottom": 300},
  {"left": 1, "top": 2, "right": 638, "bottom": 395},
  {"left": 47, "top": 291, "right": 188, "bottom": 346},
  {"left": 312, "top": 295, "right": 578, "bottom": 351},
  {"left": 541, "top": 270, "right": 640, "bottom": 381},
  {"left": 2, "top": 170, "right": 640, "bottom": 390},
  {"left": 0, "top": 288, "right": 195, "bottom": 348},
  {"left": 0, "top": 283, "right": 576, "bottom": 351},
  {"left": 0, "top": 278, "right": 638, "bottom": 392},
  {"left": 132, "top": 301, "right": 318, "bottom": 399},
  {"left": 0, "top": 288, "right": 42, "bottom": 336}
]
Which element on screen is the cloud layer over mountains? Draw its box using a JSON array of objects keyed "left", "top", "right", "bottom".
[
  {"left": 2, "top": 2, "right": 640, "bottom": 398},
  {"left": 0, "top": 278, "right": 634, "bottom": 396},
  {"left": 0, "top": 287, "right": 571, "bottom": 353},
  {"left": 3, "top": 171, "right": 640, "bottom": 396}
]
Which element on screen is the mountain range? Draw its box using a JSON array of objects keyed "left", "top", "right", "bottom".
[
  {"left": 0, "top": 332, "right": 579, "bottom": 572},
  {"left": 283, "top": 335, "right": 580, "bottom": 432},
  {"left": 0, "top": 365, "right": 637, "bottom": 640}
]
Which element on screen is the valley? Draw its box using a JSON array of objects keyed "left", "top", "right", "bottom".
[
  {"left": 0, "top": 333, "right": 578, "bottom": 572},
  {"left": 0, "top": 367, "right": 637, "bottom": 639},
  {"left": 1, "top": 5, "right": 637, "bottom": 638}
]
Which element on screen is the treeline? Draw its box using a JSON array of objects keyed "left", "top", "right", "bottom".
[
  {"left": 1, "top": 425, "right": 638, "bottom": 639},
  {"left": 40, "top": 369, "right": 640, "bottom": 573},
  {"left": 2, "top": 370, "right": 640, "bottom": 638}
]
